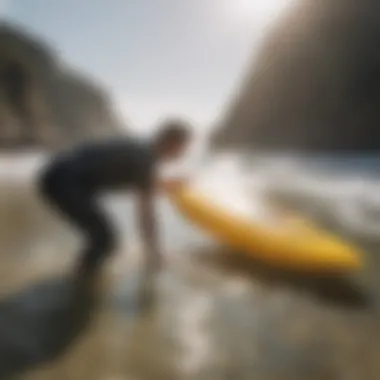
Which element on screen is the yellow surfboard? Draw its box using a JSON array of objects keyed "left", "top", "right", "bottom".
[{"left": 169, "top": 186, "right": 363, "bottom": 273}]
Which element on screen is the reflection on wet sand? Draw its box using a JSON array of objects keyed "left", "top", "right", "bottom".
[
  {"left": 0, "top": 274, "right": 98, "bottom": 379},
  {"left": 0, "top": 236, "right": 379, "bottom": 380}
]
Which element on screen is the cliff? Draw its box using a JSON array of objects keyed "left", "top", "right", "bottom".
[
  {"left": 212, "top": 0, "right": 380, "bottom": 152},
  {"left": 0, "top": 22, "right": 123, "bottom": 149}
]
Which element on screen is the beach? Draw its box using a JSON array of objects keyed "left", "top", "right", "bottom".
[{"left": 1, "top": 151, "right": 380, "bottom": 380}]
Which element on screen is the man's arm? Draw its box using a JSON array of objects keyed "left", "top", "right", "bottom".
[{"left": 137, "top": 186, "right": 161, "bottom": 272}]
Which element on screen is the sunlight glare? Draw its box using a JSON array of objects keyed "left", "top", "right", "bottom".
[
  {"left": 228, "top": 0, "right": 293, "bottom": 27},
  {"left": 237, "top": 0, "right": 291, "bottom": 16}
]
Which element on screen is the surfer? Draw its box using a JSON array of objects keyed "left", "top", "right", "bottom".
[{"left": 38, "top": 119, "right": 192, "bottom": 279}]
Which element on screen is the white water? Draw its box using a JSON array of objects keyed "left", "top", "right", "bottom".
[{"left": 189, "top": 152, "right": 380, "bottom": 241}]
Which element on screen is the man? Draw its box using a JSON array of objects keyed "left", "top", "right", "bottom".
[{"left": 38, "top": 119, "right": 192, "bottom": 277}]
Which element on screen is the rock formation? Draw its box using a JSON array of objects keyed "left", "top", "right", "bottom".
[
  {"left": 212, "top": 0, "right": 380, "bottom": 152},
  {"left": 0, "top": 22, "right": 123, "bottom": 149}
]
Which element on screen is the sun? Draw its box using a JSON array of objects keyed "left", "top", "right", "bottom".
[
  {"left": 228, "top": 0, "right": 293, "bottom": 26},
  {"left": 237, "top": 0, "right": 291, "bottom": 15}
]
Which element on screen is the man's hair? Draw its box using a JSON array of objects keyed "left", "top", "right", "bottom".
[{"left": 155, "top": 119, "right": 192, "bottom": 145}]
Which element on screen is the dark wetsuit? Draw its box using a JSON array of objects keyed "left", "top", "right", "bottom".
[{"left": 38, "top": 138, "right": 155, "bottom": 270}]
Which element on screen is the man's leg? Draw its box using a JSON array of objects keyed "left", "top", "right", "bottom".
[
  {"left": 39, "top": 173, "right": 117, "bottom": 274},
  {"left": 74, "top": 201, "right": 117, "bottom": 274}
]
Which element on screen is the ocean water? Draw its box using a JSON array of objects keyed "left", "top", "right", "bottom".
[
  {"left": 244, "top": 153, "right": 380, "bottom": 240},
  {"left": 187, "top": 151, "right": 380, "bottom": 242}
]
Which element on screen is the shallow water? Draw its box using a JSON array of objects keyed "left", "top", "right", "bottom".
[{"left": 1, "top": 152, "right": 380, "bottom": 380}]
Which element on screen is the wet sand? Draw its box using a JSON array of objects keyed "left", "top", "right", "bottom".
[{"left": 0, "top": 231, "right": 379, "bottom": 380}]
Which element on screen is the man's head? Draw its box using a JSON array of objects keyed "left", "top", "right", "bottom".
[{"left": 154, "top": 118, "right": 192, "bottom": 161}]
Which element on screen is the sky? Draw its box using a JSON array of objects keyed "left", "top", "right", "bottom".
[{"left": 1, "top": 0, "right": 291, "bottom": 133}]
